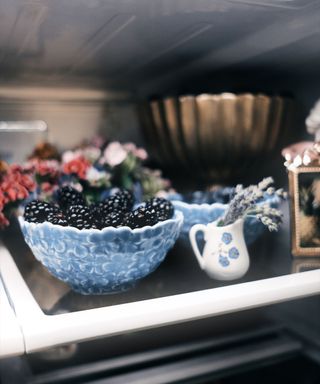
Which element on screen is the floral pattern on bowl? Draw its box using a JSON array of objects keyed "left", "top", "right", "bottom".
[
  {"left": 170, "top": 192, "right": 281, "bottom": 245},
  {"left": 18, "top": 211, "right": 183, "bottom": 295}
]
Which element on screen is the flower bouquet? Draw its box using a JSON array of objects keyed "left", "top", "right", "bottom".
[
  {"left": 0, "top": 137, "right": 173, "bottom": 230},
  {"left": 24, "top": 139, "right": 171, "bottom": 205}
]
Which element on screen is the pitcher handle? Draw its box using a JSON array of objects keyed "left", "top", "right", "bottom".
[{"left": 189, "top": 224, "right": 207, "bottom": 270}]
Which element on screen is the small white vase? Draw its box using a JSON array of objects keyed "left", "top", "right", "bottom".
[{"left": 189, "top": 218, "right": 250, "bottom": 281}]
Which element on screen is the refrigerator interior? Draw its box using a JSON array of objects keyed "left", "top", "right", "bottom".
[{"left": 1, "top": 0, "right": 320, "bottom": 382}]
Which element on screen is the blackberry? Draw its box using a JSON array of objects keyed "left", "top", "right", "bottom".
[
  {"left": 96, "top": 194, "right": 128, "bottom": 216},
  {"left": 47, "top": 211, "right": 68, "bottom": 226},
  {"left": 145, "top": 197, "right": 174, "bottom": 221},
  {"left": 66, "top": 205, "right": 96, "bottom": 230},
  {"left": 114, "top": 189, "right": 134, "bottom": 211},
  {"left": 57, "top": 186, "right": 86, "bottom": 211},
  {"left": 99, "top": 211, "right": 126, "bottom": 229},
  {"left": 89, "top": 202, "right": 101, "bottom": 216},
  {"left": 24, "top": 200, "right": 58, "bottom": 223},
  {"left": 88, "top": 203, "right": 104, "bottom": 229},
  {"left": 124, "top": 206, "right": 158, "bottom": 229}
]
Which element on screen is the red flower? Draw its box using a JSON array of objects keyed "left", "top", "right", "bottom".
[
  {"left": 20, "top": 173, "right": 36, "bottom": 192},
  {"left": 41, "top": 182, "right": 55, "bottom": 193},
  {"left": 25, "top": 159, "right": 60, "bottom": 179},
  {"left": 0, "top": 163, "right": 36, "bottom": 227},
  {"left": 63, "top": 156, "right": 90, "bottom": 179},
  {"left": 1, "top": 176, "right": 29, "bottom": 202},
  {"left": 1, "top": 166, "right": 36, "bottom": 201}
]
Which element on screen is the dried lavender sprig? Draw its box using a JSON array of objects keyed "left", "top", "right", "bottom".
[
  {"left": 276, "top": 188, "right": 288, "bottom": 199},
  {"left": 221, "top": 187, "right": 260, "bottom": 225},
  {"left": 220, "top": 177, "right": 275, "bottom": 226},
  {"left": 255, "top": 209, "right": 283, "bottom": 227},
  {"left": 259, "top": 215, "right": 281, "bottom": 231},
  {"left": 258, "top": 177, "right": 274, "bottom": 190},
  {"left": 255, "top": 211, "right": 283, "bottom": 229},
  {"left": 248, "top": 205, "right": 283, "bottom": 218}
]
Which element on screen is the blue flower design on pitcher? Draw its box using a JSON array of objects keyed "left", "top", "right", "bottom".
[
  {"left": 228, "top": 247, "right": 240, "bottom": 259},
  {"left": 218, "top": 233, "right": 240, "bottom": 267},
  {"left": 222, "top": 232, "right": 232, "bottom": 245},
  {"left": 219, "top": 254, "right": 230, "bottom": 267}
]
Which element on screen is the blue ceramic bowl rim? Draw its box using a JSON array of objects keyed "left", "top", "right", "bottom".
[
  {"left": 171, "top": 196, "right": 283, "bottom": 223},
  {"left": 18, "top": 210, "right": 184, "bottom": 236},
  {"left": 172, "top": 200, "right": 227, "bottom": 210},
  {"left": 171, "top": 200, "right": 259, "bottom": 219}
]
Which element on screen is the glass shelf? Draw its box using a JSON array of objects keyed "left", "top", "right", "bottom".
[
  {"left": 2, "top": 204, "right": 296, "bottom": 315},
  {"left": 1, "top": 201, "right": 319, "bottom": 354}
]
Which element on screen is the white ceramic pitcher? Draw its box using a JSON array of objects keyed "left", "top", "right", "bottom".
[{"left": 189, "top": 218, "right": 249, "bottom": 281}]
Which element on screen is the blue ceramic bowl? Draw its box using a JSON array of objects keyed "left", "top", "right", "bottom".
[
  {"left": 170, "top": 194, "right": 281, "bottom": 245},
  {"left": 18, "top": 212, "right": 183, "bottom": 295}
]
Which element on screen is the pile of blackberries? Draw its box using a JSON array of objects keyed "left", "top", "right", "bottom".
[{"left": 23, "top": 186, "right": 174, "bottom": 230}]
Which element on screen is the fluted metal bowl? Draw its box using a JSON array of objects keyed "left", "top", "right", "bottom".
[{"left": 139, "top": 93, "right": 293, "bottom": 181}]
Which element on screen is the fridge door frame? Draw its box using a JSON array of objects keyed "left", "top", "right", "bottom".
[
  {"left": 1, "top": 241, "right": 320, "bottom": 356},
  {"left": 0, "top": 276, "right": 25, "bottom": 357}
]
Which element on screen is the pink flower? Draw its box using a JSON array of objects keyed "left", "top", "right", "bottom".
[
  {"left": 103, "top": 142, "right": 127, "bottom": 167},
  {"left": 135, "top": 148, "right": 148, "bottom": 161},
  {"left": 123, "top": 142, "right": 148, "bottom": 160},
  {"left": 90, "top": 135, "right": 105, "bottom": 148},
  {"left": 123, "top": 143, "right": 136, "bottom": 152},
  {"left": 63, "top": 156, "right": 90, "bottom": 179}
]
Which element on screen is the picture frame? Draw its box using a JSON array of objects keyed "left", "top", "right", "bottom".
[{"left": 289, "top": 166, "right": 320, "bottom": 256}]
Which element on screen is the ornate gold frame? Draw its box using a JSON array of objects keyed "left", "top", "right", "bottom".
[{"left": 289, "top": 166, "right": 320, "bottom": 256}]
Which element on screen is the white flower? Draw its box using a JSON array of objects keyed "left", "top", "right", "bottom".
[
  {"left": 62, "top": 181, "right": 83, "bottom": 192},
  {"left": 83, "top": 147, "right": 101, "bottom": 163},
  {"left": 102, "top": 142, "right": 127, "bottom": 167},
  {"left": 62, "top": 149, "right": 83, "bottom": 163},
  {"left": 86, "top": 167, "right": 109, "bottom": 183}
]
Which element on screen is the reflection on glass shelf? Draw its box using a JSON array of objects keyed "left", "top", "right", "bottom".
[{"left": 292, "top": 257, "right": 320, "bottom": 273}]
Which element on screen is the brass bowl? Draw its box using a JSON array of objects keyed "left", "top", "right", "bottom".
[{"left": 139, "top": 93, "right": 294, "bottom": 181}]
